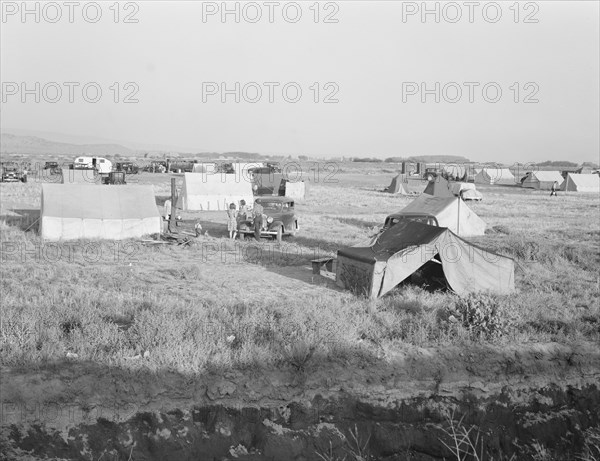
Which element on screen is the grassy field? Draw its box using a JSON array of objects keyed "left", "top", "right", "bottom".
[
  {"left": 1, "top": 171, "right": 598, "bottom": 375},
  {"left": 1, "top": 168, "right": 599, "bottom": 460}
]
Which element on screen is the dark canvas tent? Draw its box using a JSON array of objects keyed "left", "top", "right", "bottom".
[
  {"left": 335, "top": 221, "right": 515, "bottom": 299},
  {"left": 386, "top": 175, "right": 410, "bottom": 194},
  {"left": 423, "top": 176, "right": 455, "bottom": 197}
]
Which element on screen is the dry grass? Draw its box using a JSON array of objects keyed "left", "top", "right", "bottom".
[{"left": 1, "top": 171, "right": 599, "bottom": 374}]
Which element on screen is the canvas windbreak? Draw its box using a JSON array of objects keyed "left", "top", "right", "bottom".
[
  {"left": 40, "top": 184, "right": 161, "bottom": 240},
  {"left": 336, "top": 221, "right": 515, "bottom": 299},
  {"left": 177, "top": 173, "right": 254, "bottom": 211}
]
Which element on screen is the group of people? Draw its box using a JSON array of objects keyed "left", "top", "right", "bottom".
[
  {"left": 163, "top": 198, "right": 264, "bottom": 240},
  {"left": 226, "top": 199, "right": 264, "bottom": 241}
]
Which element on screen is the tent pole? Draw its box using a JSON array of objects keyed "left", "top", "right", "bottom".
[
  {"left": 457, "top": 197, "right": 460, "bottom": 235},
  {"left": 169, "top": 177, "right": 176, "bottom": 233}
]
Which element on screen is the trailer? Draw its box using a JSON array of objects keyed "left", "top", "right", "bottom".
[{"left": 73, "top": 156, "right": 113, "bottom": 174}]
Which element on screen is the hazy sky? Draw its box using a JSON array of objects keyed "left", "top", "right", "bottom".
[{"left": 1, "top": 1, "right": 599, "bottom": 162}]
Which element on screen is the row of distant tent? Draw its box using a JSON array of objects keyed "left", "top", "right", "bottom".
[{"left": 388, "top": 168, "right": 599, "bottom": 193}]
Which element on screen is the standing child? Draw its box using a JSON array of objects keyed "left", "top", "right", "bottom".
[{"left": 227, "top": 203, "right": 238, "bottom": 239}]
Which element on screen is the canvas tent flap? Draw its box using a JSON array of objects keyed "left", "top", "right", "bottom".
[
  {"left": 177, "top": 173, "right": 254, "bottom": 211},
  {"left": 336, "top": 221, "right": 515, "bottom": 299},
  {"left": 41, "top": 184, "right": 161, "bottom": 241},
  {"left": 436, "top": 233, "right": 515, "bottom": 296}
]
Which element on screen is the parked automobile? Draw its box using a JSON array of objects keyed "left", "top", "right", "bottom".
[
  {"left": 238, "top": 197, "right": 298, "bottom": 242},
  {"left": 383, "top": 213, "right": 438, "bottom": 230},
  {"left": 1, "top": 162, "right": 27, "bottom": 182},
  {"left": 115, "top": 162, "right": 139, "bottom": 174}
]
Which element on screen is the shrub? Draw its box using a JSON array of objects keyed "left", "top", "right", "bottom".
[{"left": 449, "top": 293, "right": 515, "bottom": 340}]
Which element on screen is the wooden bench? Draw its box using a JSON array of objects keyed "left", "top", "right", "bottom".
[{"left": 311, "top": 257, "right": 336, "bottom": 275}]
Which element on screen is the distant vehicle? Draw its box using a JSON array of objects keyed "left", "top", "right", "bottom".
[
  {"left": 147, "top": 161, "right": 167, "bottom": 173},
  {"left": 423, "top": 167, "right": 442, "bottom": 182},
  {"left": 102, "top": 171, "right": 127, "bottom": 185},
  {"left": 1, "top": 162, "right": 27, "bottom": 182},
  {"left": 44, "top": 161, "right": 59, "bottom": 170},
  {"left": 449, "top": 182, "right": 483, "bottom": 201},
  {"left": 237, "top": 197, "right": 299, "bottom": 242},
  {"left": 73, "top": 156, "right": 112, "bottom": 174},
  {"left": 167, "top": 159, "right": 195, "bottom": 173},
  {"left": 115, "top": 162, "right": 139, "bottom": 174}
]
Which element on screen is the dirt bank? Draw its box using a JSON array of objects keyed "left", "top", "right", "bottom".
[{"left": 2, "top": 341, "right": 599, "bottom": 460}]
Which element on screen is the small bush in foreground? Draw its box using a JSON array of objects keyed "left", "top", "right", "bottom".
[{"left": 448, "top": 293, "right": 516, "bottom": 340}]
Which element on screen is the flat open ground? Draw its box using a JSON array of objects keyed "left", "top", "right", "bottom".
[{"left": 1, "top": 168, "right": 599, "bottom": 460}]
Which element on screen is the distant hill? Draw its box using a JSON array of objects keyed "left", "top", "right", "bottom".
[
  {"left": 407, "top": 155, "right": 471, "bottom": 163},
  {"left": 0, "top": 133, "right": 134, "bottom": 156},
  {"left": 382, "top": 155, "right": 471, "bottom": 163}
]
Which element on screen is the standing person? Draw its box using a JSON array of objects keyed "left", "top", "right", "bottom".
[
  {"left": 252, "top": 200, "right": 264, "bottom": 241},
  {"left": 238, "top": 200, "right": 247, "bottom": 220},
  {"left": 550, "top": 181, "right": 558, "bottom": 197},
  {"left": 164, "top": 199, "right": 172, "bottom": 220},
  {"left": 227, "top": 203, "right": 238, "bottom": 240}
]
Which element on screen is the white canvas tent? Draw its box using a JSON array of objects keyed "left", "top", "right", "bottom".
[
  {"left": 40, "top": 184, "right": 161, "bottom": 241},
  {"left": 282, "top": 180, "right": 306, "bottom": 200},
  {"left": 560, "top": 174, "right": 600, "bottom": 193},
  {"left": 521, "top": 171, "right": 563, "bottom": 190},
  {"left": 176, "top": 173, "right": 254, "bottom": 211},
  {"left": 474, "top": 168, "right": 516, "bottom": 186},
  {"left": 395, "top": 195, "right": 486, "bottom": 237}
]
